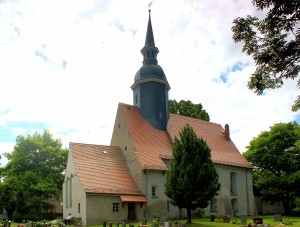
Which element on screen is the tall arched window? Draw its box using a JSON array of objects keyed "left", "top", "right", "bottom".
[
  {"left": 210, "top": 198, "right": 218, "bottom": 213},
  {"left": 65, "top": 177, "right": 69, "bottom": 208},
  {"left": 69, "top": 174, "right": 73, "bottom": 207},
  {"left": 230, "top": 172, "right": 237, "bottom": 195}
]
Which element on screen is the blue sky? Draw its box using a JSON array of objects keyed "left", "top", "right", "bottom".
[{"left": 0, "top": 0, "right": 299, "bottom": 166}]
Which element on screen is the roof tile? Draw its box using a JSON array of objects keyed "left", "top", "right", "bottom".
[
  {"left": 70, "top": 142, "right": 142, "bottom": 195},
  {"left": 120, "top": 103, "right": 252, "bottom": 169}
]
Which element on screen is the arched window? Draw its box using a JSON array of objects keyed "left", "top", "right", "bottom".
[
  {"left": 210, "top": 198, "right": 218, "bottom": 213},
  {"left": 69, "top": 174, "right": 73, "bottom": 207},
  {"left": 65, "top": 177, "right": 69, "bottom": 208},
  {"left": 230, "top": 172, "right": 237, "bottom": 195},
  {"left": 231, "top": 198, "right": 238, "bottom": 212}
]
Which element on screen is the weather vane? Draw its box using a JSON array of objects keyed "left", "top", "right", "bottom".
[{"left": 147, "top": 0, "right": 153, "bottom": 12}]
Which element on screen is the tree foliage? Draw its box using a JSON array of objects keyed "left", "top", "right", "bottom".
[
  {"left": 165, "top": 124, "right": 220, "bottom": 223},
  {"left": 232, "top": 0, "right": 300, "bottom": 111},
  {"left": 168, "top": 99, "right": 210, "bottom": 121},
  {"left": 0, "top": 130, "right": 68, "bottom": 221},
  {"left": 244, "top": 122, "right": 300, "bottom": 214}
]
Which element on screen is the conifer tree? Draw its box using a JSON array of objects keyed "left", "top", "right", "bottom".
[{"left": 165, "top": 124, "right": 220, "bottom": 223}]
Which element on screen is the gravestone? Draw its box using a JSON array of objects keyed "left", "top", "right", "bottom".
[
  {"left": 240, "top": 215, "right": 247, "bottom": 224},
  {"left": 253, "top": 217, "right": 263, "bottom": 224},
  {"left": 274, "top": 214, "right": 282, "bottom": 222},
  {"left": 223, "top": 216, "right": 230, "bottom": 223}
]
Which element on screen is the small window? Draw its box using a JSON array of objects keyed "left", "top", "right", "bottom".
[
  {"left": 135, "top": 94, "right": 138, "bottom": 104},
  {"left": 78, "top": 203, "right": 81, "bottom": 213},
  {"left": 112, "top": 202, "right": 119, "bottom": 212},
  {"left": 151, "top": 186, "right": 156, "bottom": 197}
]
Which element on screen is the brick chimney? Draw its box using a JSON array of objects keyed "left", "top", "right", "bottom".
[{"left": 224, "top": 124, "right": 230, "bottom": 141}]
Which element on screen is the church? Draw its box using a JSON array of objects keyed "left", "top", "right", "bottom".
[{"left": 63, "top": 10, "right": 256, "bottom": 226}]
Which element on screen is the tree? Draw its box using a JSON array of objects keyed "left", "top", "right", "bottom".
[
  {"left": 0, "top": 130, "right": 68, "bottom": 221},
  {"left": 168, "top": 99, "right": 210, "bottom": 121},
  {"left": 165, "top": 124, "right": 220, "bottom": 223},
  {"left": 232, "top": 0, "right": 300, "bottom": 111},
  {"left": 244, "top": 122, "right": 300, "bottom": 214}
]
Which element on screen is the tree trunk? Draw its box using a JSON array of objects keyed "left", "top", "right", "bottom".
[
  {"left": 187, "top": 207, "right": 192, "bottom": 223},
  {"left": 282, "top": 191, "right": 291, "bottom": 215}
]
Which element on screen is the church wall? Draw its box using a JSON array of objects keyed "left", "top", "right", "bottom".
[
  {"left": 85, "top": 196, "right": 145, "bottom": 225},
  {"left": 111, "top": 106, "right": 144, "bottom": 192},
  {"left": 143, "top": 170, "right": 186, "bottom": 220},
  {"left": 203, "top": 164, "right": 256, "bottom": 217},
  {"left": 63, "top": 150, "right": 87, "bottom": 225}
]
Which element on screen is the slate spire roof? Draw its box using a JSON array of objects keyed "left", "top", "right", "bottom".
[{"left": 145, "top": 10, "right": 155, "bottom": 47}]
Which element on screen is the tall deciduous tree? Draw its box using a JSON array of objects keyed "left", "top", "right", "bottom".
[
  {"left": 0, "top": 130, "right": 68, "bottom": 221},
  {"left": 165, "top": 124, "right": 220, "bottom": 223},
  {"left": 232, "top": 0, "right": 300, "bottom": 111},
  {"left": 244, "top": 122, "right": 300, "bottom": 214},
  {"left": 169, "top": 100, "right": 210, "bottom": 121}
]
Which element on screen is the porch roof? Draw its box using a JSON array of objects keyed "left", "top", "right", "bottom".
[{"left": 120, "top": 195, "right": 148, "bottom": 203}]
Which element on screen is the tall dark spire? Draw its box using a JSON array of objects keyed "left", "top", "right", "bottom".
[
  {"left": 140, "top": 10, "right": 159, "bottom": 65},
  {"left": 145, "top": 10, "right": 155, "bottom": 47},
  {"left": 131, "top": 9, "right": 171, "bottom": 131}
]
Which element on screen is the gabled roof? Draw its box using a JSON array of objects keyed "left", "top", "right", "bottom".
[
  {"left": 120, "top": 103, "right": 252, "bottom": 170},
  {"left": 119, "top": 103, "right": 172, "bottom": 170},
  {"left": 168, "top": 114, "right": 252, "bottom": 169},
  {"left": 70, "top": 142, "right": 142, "bottom": 195}
]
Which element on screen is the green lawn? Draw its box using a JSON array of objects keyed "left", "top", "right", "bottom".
[
  {"left": 165, "top": 216, "right": 300, "bottom": 227},
  {"left": 5, "top": 215, "right": 300, "bottom": 227},
  {"left": 128, "top": 216, "right": 300, "bottom": 227}
]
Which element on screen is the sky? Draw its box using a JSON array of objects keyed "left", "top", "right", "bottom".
[{"left": 0, "top": 0, "right": 299, "bottom": 166}]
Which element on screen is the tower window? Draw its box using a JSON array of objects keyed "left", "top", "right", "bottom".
[
  {"left": 159, "top": 112, "right": 163, "bottom": 119},
  {"left": 135, "top": 94, "right": 138, "bottom": 104},
  {"left": 151, "top": 51, "right": 154, "bottom": 57}
]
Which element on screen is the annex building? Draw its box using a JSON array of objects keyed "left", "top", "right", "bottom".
[{"left": 63, "top": 10, "right": 256, "bottom": 226}]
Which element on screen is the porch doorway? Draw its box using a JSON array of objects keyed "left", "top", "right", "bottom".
[{"left": 128, "top": 203, "right": 136, "bottom": 220}]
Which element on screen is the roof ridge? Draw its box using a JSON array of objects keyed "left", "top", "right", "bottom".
[
  {"left": 169, "top": 113, "right": 222, "bottom": 127},
  {"left": 70, "top": 142, "right": 121, "bottom": 149}
]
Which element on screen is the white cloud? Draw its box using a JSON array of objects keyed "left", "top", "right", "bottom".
[{"left": 0, "top": 0, "right": 299, "bottom": 157}]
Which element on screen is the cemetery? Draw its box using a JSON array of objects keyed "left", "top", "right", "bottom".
[{"left": 1, "top": 214, "right": 300, "bottom": 227}]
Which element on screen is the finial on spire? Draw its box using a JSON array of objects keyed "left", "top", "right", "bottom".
[{"left": 147, "top": 1, "right": 153, "bottom": 12}]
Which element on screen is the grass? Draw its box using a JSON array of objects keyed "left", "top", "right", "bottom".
[
  {"left": 4, "top": 215, "right": 300, "bottom": 227},
  {"left": 166, "top": 216, "right": 300, "bottom": 227},
  {"left": 125, "top": 216, "right": 300, "bottom": 227}
]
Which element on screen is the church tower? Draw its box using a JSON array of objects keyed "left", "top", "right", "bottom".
[{"left": 131, "top": 10, "right": 170, "bottom": 130}]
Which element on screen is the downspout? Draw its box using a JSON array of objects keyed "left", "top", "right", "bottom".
[
  {"left": 245, "top": 170, "right": 249, "bottom": 215},
  {"left": 144, "top": 169, "right": 148, "bottom": 219}
]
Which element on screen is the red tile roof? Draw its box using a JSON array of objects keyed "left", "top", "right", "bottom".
[
  {"left": 70, "top": 142, "right": 143, "bottom": 195},
  {"left": 120, "top": 103, "right": 252, "bottom": 169},
  {"left": 120, "top": 103, "right": 173, "bottom": 171},
  {"left": 120, "top": 195, "right": 148, "bottom": 203},
  {"left": 168, "top": 114, "right": 252, "bottom": 168}
]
